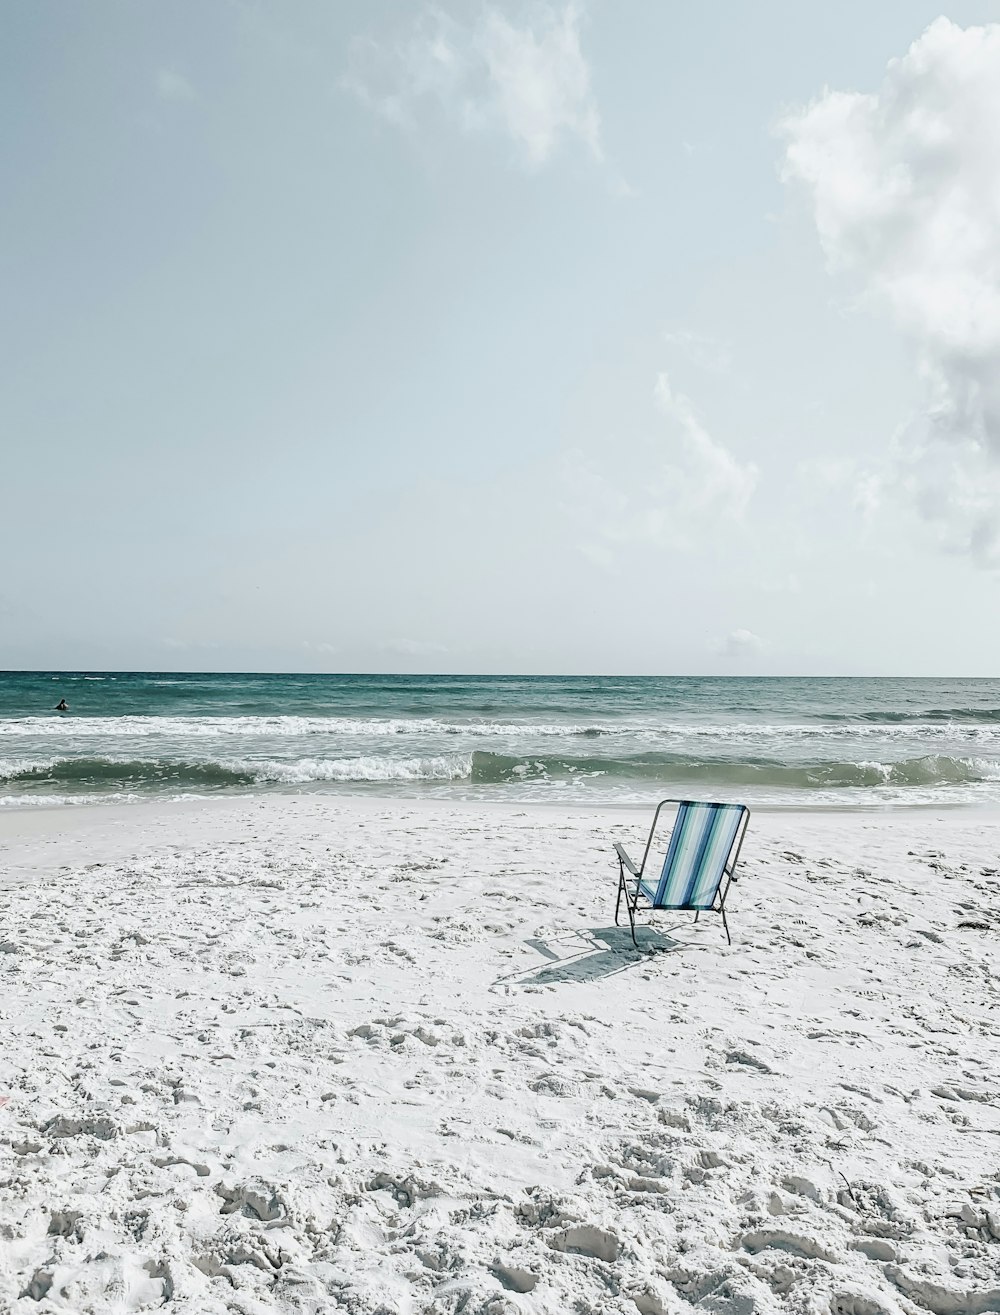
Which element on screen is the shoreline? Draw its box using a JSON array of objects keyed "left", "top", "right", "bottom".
[
  {"left": 0, "top": 788, "right": 997, "bottom": 871},
  {"left": 5, "top": 784, "right": 1000, "bottom": 818},
  {"left": 4, "top": 789, "right": 1000, "bottom": 887}
]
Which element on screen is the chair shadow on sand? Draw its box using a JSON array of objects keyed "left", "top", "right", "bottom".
[{"left": 507, "top": 924, "right": 684, "bottom": 986}]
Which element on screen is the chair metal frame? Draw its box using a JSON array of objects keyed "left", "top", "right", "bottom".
[{"left": 614, "top": 798, "right": 751, "bottom": 947}]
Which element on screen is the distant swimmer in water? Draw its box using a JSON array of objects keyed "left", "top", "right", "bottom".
[{"left": 55, "top": 699, "right": 68, "bottom": 711}]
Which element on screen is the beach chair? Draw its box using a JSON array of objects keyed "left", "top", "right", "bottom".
[{"left": 614, "top": 799, "right": 750, "bottom": 947}]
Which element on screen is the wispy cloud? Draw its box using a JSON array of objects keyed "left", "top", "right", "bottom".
[
  {"left": 155, "top": 69, "right": 197, "bottom": 103},
  {"left": 342, "top": 3, "right": 601, "bottom": 168},
  {"left": 781, "top": 18, "right": 1000, "bottom": 565},
  {"left": 795, "top": 456, "right": 882, "bottom": 523},
  {"left": 646, "top": 373, "right": 757, "bottom": 537},
  {"left": 566, "top": 372, "right": 758, "bottom": 558}
]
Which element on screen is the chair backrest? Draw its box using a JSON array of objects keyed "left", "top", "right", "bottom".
[{"left": 651, "top": 801, "right": 747, "bottom": 909}]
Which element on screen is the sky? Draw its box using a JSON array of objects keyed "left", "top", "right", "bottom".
[{"left": 3, "top": 1, "right": 1000, "bottom": 676}]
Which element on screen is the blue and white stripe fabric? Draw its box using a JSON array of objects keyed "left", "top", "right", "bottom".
[{"left": 639, "top": 801, "right": 745, "bottom": 910}]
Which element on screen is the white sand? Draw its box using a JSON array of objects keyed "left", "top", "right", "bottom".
[{"left": 1, "top": 795, "right": 1000, "bottom": 1314}]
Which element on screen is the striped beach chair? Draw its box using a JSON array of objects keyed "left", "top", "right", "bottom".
[{"left": 614, "top": 799, "right": 750, "bottom": 946}]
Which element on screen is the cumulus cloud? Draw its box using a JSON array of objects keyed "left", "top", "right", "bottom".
[
  {"left": 717, "top": 628, "right": 764, "bottom": 658},
  {"left": 781, "top": 18, "right": 1000, "bottom": 564},
  {"left": 567, "top": 372, "right": 758, "bottom": 556},
  {"left": 342, "top": 3, "right": 601, "bottom": 167}
]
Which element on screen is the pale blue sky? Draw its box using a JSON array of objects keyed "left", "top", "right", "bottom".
[{"left": 3, "top": 2, "right": 1000, "bottom": 674}]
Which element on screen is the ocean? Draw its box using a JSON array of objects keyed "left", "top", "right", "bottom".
[{"left": 2, "top": 671, "right": 1000, "bottom": 809}]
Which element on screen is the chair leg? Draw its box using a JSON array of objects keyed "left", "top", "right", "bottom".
[
  {"left": 721, "top": 906, "right": 731, "bottom": 946},
  {"left": 614, "top": 863, "right": 641, "bottom": 948}
]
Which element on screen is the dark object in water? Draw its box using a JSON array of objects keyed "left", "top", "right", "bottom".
[{"left": 55, "top": 699, "right": 68, "bottom": 711}]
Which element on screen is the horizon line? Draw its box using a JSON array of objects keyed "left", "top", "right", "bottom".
[{"left": 1, "top": 670, "right": 998, "bottom": 681}]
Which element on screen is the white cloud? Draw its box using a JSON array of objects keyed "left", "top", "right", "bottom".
[
  {"left": 796, "top": 456, "right": 881, "bottom": 521},
  {"left": 781, "top": 18, "right": 1000, "bottom": 564},
  {"left": 717, "top": 628, "right": 764, "bottom": 658},
  {"left": 566, "top": 372, "right": 758, "bottom": 556},
  {"left": 342, "top": 3, "right": 601, "bottom": 167},
  {"left": 646, "top": 373, "right": 758, "bottom": 535},
  {"left": 156, "top": 69, "right": 197, "bottom": 102}
]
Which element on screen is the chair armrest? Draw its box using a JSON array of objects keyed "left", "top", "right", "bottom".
[{"left": 614, "top": 842, "right": 640, "bottom": 876}]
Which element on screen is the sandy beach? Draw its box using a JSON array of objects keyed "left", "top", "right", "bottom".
[{"left": 1, "top": 795, "right": 999, "bottom": 1313}]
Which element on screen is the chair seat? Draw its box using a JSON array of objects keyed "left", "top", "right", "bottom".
[{"left": 638, "top": 879, "right": 713, "bottom": 910}]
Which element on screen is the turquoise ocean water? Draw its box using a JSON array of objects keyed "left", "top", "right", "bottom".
[{"left": 2, "top": 672, "right": 1000, "bottom": 809}]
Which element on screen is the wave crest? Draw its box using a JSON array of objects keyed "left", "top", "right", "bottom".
[
  {"left": 1, "top": 750, "right": 998, "bottom": 797},
  {"left": 0, "top": 754, "right": 473, "bottom": 790},
  {"left": 468, "top": 750, "right": 1000, "bottom": 789},
  {"left": 0, "top": 716, "right": 616, "bottom": 739}
]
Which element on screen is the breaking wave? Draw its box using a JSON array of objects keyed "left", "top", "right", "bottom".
[
  {"left": 7, "top": 716, "right": 1000, "bottom": 747},
  {"left": 0, "top": 716, "right": 616, "bottom": 739},
  {"left": 3, "top": 750, "right": 999, "bottom": 794},
  {"left": 0, "top": 754, "right": 472, "bottom": 791},
  {"left": 0, "top": 758, "right": 260, "bottom": 789},
  {"left": 467, "top": 751, "right": 1000, "bottom": 788},
  {"left": 823, "top": 707, "right": 1000, "bottom": 724}
]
